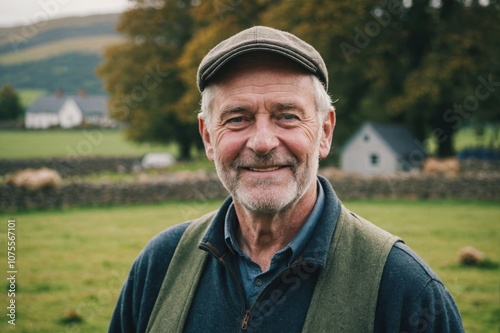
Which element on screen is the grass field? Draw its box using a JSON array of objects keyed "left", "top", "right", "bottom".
[
  {"left": 0, "top": 130, "right": 177, "bottom": 159},
  {"left": 0, "top": 200, "right": 498, "bottom": 332},
  {"left": 425, "top": 125, "right": 499, "bottom": 154}
]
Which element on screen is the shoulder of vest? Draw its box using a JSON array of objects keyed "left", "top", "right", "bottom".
[
  {"left": 145, "top": 210, "right": 218, "bottom": 333},
  {"left": 302, "top": 205, "right": 401, "bottom": 333},
  {"left": 339, "top": 205, "right": 402, "bottom": 245}
]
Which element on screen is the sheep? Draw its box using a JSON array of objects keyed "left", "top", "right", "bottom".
[
  {"left": 458, "top": 246, "right": 485, "bottom": 266},
  {"left": 422, "top": 157, "right": 460, "bottom": 176},
  {"left": 8, "top": 168, "right": 62, "bottom": 190}
]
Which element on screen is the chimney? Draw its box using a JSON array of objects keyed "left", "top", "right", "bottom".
[
  {"left": 55, "top": 88, "right": 64, "bottom": 97},
  {"left": 78, "top": 88, "right": 87, "bottom": 97}
]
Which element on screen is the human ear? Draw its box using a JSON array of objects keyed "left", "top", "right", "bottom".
[
  {"left": 198, "top": 116, "right": 214, "bottom": 162},
  {"left": 319, "top": 109, "right": 336, "bottom": 159}
]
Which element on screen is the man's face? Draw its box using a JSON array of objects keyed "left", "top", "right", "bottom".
[{"left": 199, "top": 61, "right": 334, "bottom": 214}]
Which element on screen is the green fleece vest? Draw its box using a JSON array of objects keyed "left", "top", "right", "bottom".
[{"left": 146, "top": 205, "right": 400, "bottom": 333}]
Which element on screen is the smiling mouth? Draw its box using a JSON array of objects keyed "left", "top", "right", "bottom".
[
  {"left": 245, "top": 166, "right": 290, "bottom": 172},
  {"left": 248, "top": 166, "right": 281, "bottom": 172},
  {"left": 235, "top": 155, "right": 296, "bottom": 173}
]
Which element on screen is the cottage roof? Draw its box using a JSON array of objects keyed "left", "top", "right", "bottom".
[
  {"left": 73, "top": 95, "right": 108, "bottom": 116},
  {"left": 26, "top": 95, "right": 67, "bottom": 114},
  {"left": 369, "top": 122, "right": 426, "bottom": 158},
  {"left": 26, "top": 95, "right": 108, "bottom": 115}
]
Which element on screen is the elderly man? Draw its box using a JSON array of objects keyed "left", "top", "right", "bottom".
[{"left": 109, "top": 26, "right": 464, "bottom": 333}]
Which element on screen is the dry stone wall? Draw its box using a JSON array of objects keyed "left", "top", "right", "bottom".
[
  {"left": 0, "top": 157, "right": 141, "bottom": 177},
  {"left": 0, "top": 177, "right": 228, "bottom": 211},
  {"left": 1, "top": 171, "right": 498, "bottom": 211}
]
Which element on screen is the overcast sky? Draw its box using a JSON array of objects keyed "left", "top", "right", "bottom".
[{"left": 0, "top": 0, "right": 132, "bottom": 28}]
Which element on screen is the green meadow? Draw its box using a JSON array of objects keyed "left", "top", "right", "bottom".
[
  {"left": 0, "top": 200, "right": 498, "bottom": 333},
  {"left": 0, "top": 130, "right": 176, "bottom": 159}
]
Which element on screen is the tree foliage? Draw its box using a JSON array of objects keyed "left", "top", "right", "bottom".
[
  {"left": 0, "top": 85, "right": 23, "bottom": 121},
  {"left": 97, "top": 0, "right": 199, "bottom": 159},
  {"left": 98, "top": 0, "right": 499, "bottom": 159},
  {"left": 381, "top": 0, "right": 500, "bottom": 156}
]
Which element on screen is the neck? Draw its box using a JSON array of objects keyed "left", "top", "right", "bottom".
[{"left": 233, "top": 182, "right": 317, "bottom": 271}]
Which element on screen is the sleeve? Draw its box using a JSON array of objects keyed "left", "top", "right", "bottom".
[
  {"left": 108, "top": 222, "right": 190, "bottom": 333},
  {"left": 374, "top": 242, "right": 465, "bottom": 333},
  {"left": 108, "top": 265, "right": 138, "bottom": 333}
]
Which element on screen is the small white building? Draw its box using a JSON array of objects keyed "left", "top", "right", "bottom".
[
  {"left": 340, "top": 122, "right": 428, "bottom": 175},
  {"left": 141, "top": 153, "right": 176, "bottom": 169},
  {"left": 25, "top": 94, "right": 114, "bottom": 129}
]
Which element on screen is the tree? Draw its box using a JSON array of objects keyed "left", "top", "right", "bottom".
[
  {"left": 0, "top": 85, "right": 23, "bottom": 121},
  {"left": 97, "top": 0, "right": 200, "bottom": 160},
  {"left": 383, "top": 0, "right": 500, "bottom": 157}
]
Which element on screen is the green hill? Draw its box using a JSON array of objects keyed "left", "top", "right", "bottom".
[{"left": 0, "top": 13, "right": 122, "bottom": 95}]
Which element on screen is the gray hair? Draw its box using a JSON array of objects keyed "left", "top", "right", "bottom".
[{"left": 199, "top": 74, "right": 333, "bottom": 129}]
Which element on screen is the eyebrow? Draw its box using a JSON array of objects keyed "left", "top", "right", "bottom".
[
  {"left": 219, "top": 106, "right": 248, "bottom": 120},
  {"left": 271, "top": 102, "right": 297, "bottom": 110},
  {"left": 218, "top": 102, "right": 306, "bottom": 120},
  {"left": 270, "top": 102, "right": 306, "bottom": 116}
]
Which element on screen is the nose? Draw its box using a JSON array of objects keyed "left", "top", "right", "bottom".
[{"left": 246, "top": 116, "right": 279, "bottom": 155}]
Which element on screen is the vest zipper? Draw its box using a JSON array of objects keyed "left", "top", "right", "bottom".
[
  {"left": 204, "top": 249, "right": 250, "bottom": 331},
  {"left": 241, "top": 309, "right": 251, "bottom": 330}
]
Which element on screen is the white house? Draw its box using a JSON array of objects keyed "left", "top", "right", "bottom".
[
  {"left": 340, "top": 122, "right": 428, "bottom": 175},
  {"left": 25, "top": 94, "right": 114, "bottom": 129}
]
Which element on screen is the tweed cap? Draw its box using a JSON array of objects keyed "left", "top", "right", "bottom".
[{"left": 197, "top": 26, "right": 328, "bottom": 92}]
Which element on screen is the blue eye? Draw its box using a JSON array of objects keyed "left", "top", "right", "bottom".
[
  {"left": 224, "top": 116, "right": 250, "bottom": 129},
  {"left": 228, "top": 117, "right": 244, "bottom": 123},
  {"left": 281, "top": 114, "right": 298, "bottom": 121}
]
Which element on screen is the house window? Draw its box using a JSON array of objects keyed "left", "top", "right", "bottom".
[
  {"left": 370, "top": 154, "right": 379, "bottom": 166},
  {"left": 364, "top": 135, "right": 370, "bottom": 142}
]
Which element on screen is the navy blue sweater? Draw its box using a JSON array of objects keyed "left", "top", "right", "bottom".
[{"left": 109, "top": 178, "right": 464, "bottom": 332}]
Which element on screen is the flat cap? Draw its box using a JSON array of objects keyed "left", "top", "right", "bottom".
[{"left": 197, "top": 26, "right": 328, "bottom": 92}]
